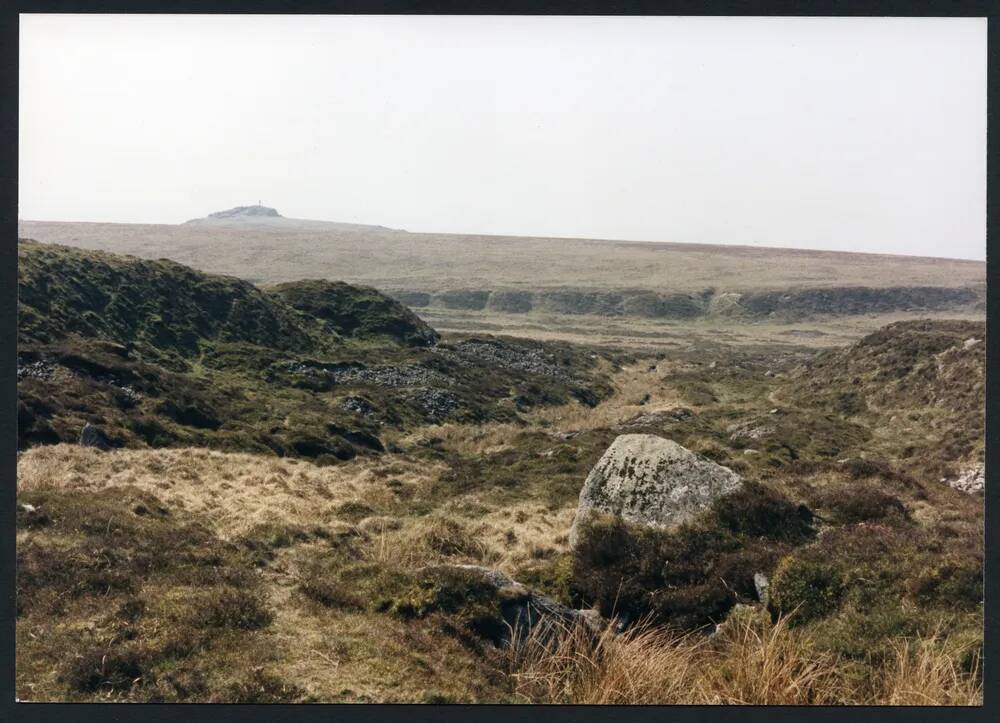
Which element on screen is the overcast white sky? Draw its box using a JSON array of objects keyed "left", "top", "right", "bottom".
[{"left": 19, "top": 15, "right": 986, "bottom": 260}]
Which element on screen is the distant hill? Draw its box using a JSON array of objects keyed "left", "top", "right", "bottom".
[
  {"left": 182, "top": 205, "right": 398, "bottom": 233},
  {"left": 17, "top": 216, "right": 985, "bottom": 329}
]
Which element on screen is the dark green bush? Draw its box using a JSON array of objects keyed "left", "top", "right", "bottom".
[
  {"left": 571, "top": 495, "right": 807, "bottom": 630},
  {"left": 385, "top": 567, "right": 508, "bottom": 643},
  {"left": 909, "top": 561, "right": 983, "bottom": 611},
  {"left": 769, "top": 556, "right": 845, "bottom": 624}
]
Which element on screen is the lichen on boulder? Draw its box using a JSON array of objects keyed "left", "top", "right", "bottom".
[{"left": 569, "top": 434, "right": 742, "bottom": 545}]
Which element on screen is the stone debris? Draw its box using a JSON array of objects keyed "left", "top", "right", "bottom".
[
  {"left": 753, "top": 572, "right": 770, "bottom": 605},
  {"left": 407, "top": 388, "right": 460, "bottom": 423},
  {"left": 945, "top": 464, "right": 985, "bottom": 494},
  {"left": 434, "top": 339, "right": 568, "bottom": 379}
]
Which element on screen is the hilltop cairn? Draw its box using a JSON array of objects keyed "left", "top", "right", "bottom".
[{"left": 569, "top": 434, "right": 743, "bottom": 546}]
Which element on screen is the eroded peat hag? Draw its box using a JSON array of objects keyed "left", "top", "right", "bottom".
[{"left": 16, "top": 240, "right": 983, "bottom": 704}]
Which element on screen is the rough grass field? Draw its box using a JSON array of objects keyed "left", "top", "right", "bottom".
[{"left": 17, "top": 328, "right": 983, "bottom": 703}]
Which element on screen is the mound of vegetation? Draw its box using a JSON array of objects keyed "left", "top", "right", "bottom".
[
  {"left": 18, "top": 240, "right": 323, "bottom": 368},
  {"left": 17, "top": 240, "right": 613, "bottom": 457},
  {"left": 570, "top": 482, "right": 815, "bottom": 630},
  {"left": 270, "top": 279, "right": 439, "bottom": 347},
  {"left": 789, "top": 319, "right": 985, "bottom": 478}
]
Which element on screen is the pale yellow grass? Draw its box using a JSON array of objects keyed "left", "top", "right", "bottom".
[
  {"left": 508, "top": 612, "right": 982, "bottom": 706},
  {"left": 16, "top": 444, "right": 574, "bottom": 575},
  {"left": 16, "top": 444, "right": 446, "bottom": 541}
]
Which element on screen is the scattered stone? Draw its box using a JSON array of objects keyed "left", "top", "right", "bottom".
[
  {"left": 743, "top": 449, "right": 759, "bottom": 456},
  {"left": 619, "top": 407, "right": 695, "bottom": 431},
  {"left": 16, "top": 359, "right": 57, "bottom": 382},
  {"left": 727, "top": 419, "right": 776, "bottom": 443},
  {"left": 945, "top": 464, "right": 984, "bottom": 494},
  {"left": 434, "top": 339, "right": 568, "bottom": 379},
  {"left": 753, "top": 572, "right": 770, "bottom": 605},
  {"left": 769, "top": 408, "right": 779, "bottom": 415},
  {"left": 330, "top": 364, "right": 452, "bottom": 388},
  {"left": 340, "top": 395, "right": 377, "bottom": 419},
  {"left": 963, "top": 337, "right": 981, "bottom": 350},
  {"left": 569, "top": 434, "right": 743, "bottom": 545},
  {"left": 78, "top": 423, "right": 111, "bottom": 451},
  {"left": 407, "top": 388, "right": 460, "bottom": 423},
  {"left": 708, "top": 361, "right": 717, "bottom": 369},
  {"left": 764, "top": 370, "right": 776, "bottom": 378}
]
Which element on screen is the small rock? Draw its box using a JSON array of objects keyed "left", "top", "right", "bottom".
[
  {"left": 963, "top": 337, "right": 981, "bottom": 350},
  {"left": 769, "top": 408, "right": 779, "bottom": 415},
  {"left": 753, "top": 572, "right": 770, "bottom": 605},
  {"left": 79, "top": 423, "right": 111, "bottom": 451},
  {"left": 743, "top": 449, "right": 759, "bottom": 456},
  {"left": 945, "top": 464, "right": 985, "bottom": 494}
]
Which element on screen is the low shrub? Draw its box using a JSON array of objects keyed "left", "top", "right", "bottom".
[
  {"left": 61, "top": 646, "right": 145, "bottom": 694},
  {"left": 711, "top": 482, "right": 814, "bottom": 542},
  {"left": 212, "top": 669, "right": 307, "bottom": 703},
  {"left": 909, "top": 561, "right": 983, "bottom": 611},
  {"left": 769, "top": 556, "right": 845, "bottom": 624},
  {"left": 812, "top": 485, "right": 908, "bottom": 525},
  {"left": 385, "top": 566, "right": 508, "bottom": 644},
  {"left": 190, "top": 586, "right": 273, "bottom": 630}
]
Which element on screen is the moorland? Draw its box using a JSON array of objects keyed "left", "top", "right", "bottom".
[{"left": 15, "top": 211, "right": 986, "bottom": 703}]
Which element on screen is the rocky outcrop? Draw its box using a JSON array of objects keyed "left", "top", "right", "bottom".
[
  {"left": 206, "top": 205, "right": 281, "bottom": 219},
  {"left": 945, "top": 464, "right": 985, "bottom": 494},
  {"left": 570, "top": 434, "right": 742, "bottom": 545},
  {"left": 385, "top": 285, "right": 983, "bottom": 321}
]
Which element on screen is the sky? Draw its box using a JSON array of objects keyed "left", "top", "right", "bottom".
[{"left": 19, "top": 15, "right": 987, "bottom": 260}]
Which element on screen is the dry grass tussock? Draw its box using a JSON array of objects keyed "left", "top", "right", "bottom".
[
  {"left": 507, "top": 611, "right": 982, "bottom": 706},
  {"left": 16, "top": 445, "right": 571, "bottom": 573}
]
